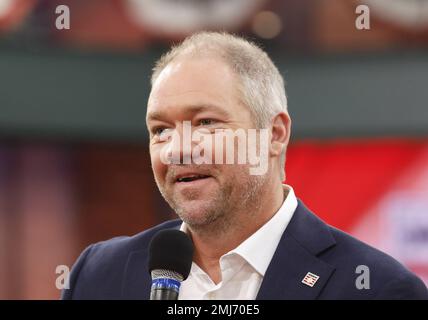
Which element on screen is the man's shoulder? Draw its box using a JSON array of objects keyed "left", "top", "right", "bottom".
[
  {"left": 323, "top": 222, "right": 427, "bottom": 299},
  {"left": 62, "top": 219, "right": 181, "bottom": 299},
  {"left": 326, "top": 223, "right": 410, "bottom": 275},
  {"left": 290, "top": 200, "right": 427, "bottom": 299},
  {"left": 88, "top": 219, "right": 182, "bottom": 259}
]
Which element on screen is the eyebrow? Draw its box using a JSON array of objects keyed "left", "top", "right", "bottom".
[{"left": 146, "top": 104, "right": 230, "bottom": 122}]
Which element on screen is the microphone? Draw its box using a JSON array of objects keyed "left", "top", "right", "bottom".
[{"left": 148, "top": 229, "right": 194, "bottom": 300}]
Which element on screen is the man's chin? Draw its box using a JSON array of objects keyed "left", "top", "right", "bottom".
[{"left": 175, "top": 200, "right": 222, "bottom": 227}]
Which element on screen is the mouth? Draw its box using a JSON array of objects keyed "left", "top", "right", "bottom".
[{"left": 176, "top": 174, "right": 211, "bottom": 183}]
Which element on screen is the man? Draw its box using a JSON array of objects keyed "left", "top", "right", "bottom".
[{"left": 62, "top": 32, "right": 427, "bottom": 300}]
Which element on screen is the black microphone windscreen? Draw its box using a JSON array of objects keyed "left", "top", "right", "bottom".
[{"left": 148, "top": 229, "right": 194, "bottom": 280}]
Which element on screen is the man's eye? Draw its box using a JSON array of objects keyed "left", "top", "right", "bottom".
[
  {"left": 153, "top": 127, "right": 166, "bottom": 136},
  {"left": 199, "top": 119, "right": 215, "bottom": 126}
]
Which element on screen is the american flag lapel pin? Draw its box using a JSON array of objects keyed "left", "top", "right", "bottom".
[{"left": 302, "top": 272, "right": 320, "bottom": 287}]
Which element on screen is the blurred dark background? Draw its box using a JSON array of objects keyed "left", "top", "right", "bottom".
[{"left": 1, "top": 0, "right": 428, "bottom": 299}]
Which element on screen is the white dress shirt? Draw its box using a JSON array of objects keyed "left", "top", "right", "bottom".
[{"left": 178, "top": 184, "right": 298, "bottom": 300}]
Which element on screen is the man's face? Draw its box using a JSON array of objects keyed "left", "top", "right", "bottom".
[{"left": 146, "top": 57, "right": 267, "bottom": 230}]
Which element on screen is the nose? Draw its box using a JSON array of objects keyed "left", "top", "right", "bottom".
[{"left": 162, "top": 122, "right": 193, "bottom": 165}]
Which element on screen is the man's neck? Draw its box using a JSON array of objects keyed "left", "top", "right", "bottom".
[{"left": 187, "top": 181, "right": 286, "bottom": 284}]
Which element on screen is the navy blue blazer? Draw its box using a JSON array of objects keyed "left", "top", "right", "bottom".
[{"left": 62, "top": 200, "right": 427, "bottom": 300}]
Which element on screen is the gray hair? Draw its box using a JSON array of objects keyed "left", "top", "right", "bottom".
[{"left": 150, "top": 32, "right": 289, "bottom": 181}]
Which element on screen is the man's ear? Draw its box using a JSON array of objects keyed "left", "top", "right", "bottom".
[{"left": 269, "top": 112, "right": 291, "bottom": 157}]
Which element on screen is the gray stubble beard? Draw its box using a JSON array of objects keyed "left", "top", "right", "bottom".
[{"left": 156, "top": 165, "right": 268, "bottom": 238}]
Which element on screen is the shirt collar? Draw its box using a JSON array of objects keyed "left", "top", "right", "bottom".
[
  {"left": 180, "top": 184, "right": 298, "bottom": 276},
  {"left": 229, "top": 184, "right": 297, "bottom": 275}
]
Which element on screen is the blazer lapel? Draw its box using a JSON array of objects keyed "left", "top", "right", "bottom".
[{"left": 257, "top": 200, "right": 336, "bottom": 300}]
